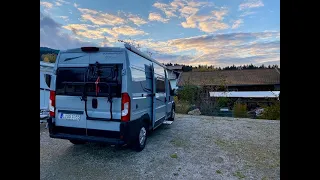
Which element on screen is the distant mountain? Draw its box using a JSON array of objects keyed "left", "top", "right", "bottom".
[{"left": 40, "top": 47, "right": 59, "bottom": 61}]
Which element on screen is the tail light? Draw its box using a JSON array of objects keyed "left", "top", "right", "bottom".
[
  {"left": 121, "top": 93, "right": 130, "bottom": 122},
  {"left": 49, "top": 91, "right": 55, "bottom": 117}
]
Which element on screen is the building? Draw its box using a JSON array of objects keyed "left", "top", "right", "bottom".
[
  {"left": 166, "top": 65, "right": 183, "bottom": 90},
  {"left": 177, "top": 68, "right": 280, "bottom": 110},
  {"left": 177, "top": 68, "right": 280, "bottom": 91},
  {"left": 166, "top": 65, "right": 183, "bottom": 72}
]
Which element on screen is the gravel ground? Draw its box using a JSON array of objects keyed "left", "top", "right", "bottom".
[{"left": 40, "top": 114, "right": 280, "bottom": 180}]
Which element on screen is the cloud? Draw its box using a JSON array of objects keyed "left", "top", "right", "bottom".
[
  {"left": 112, "top": 26, "right": 147, "bottom": 36},
  {"left": 57, "top": 16, "right": 69, "bottom": 21},
  {"left": 78, "top": 8, "right": 125, "bottom": 26},
  {"left": 40, "top": 2, "right": 53, "bottom": 9},
  {"left": 198, "top": 21, "right": 229, "bottom": 33},
  {"left": 63, "top": 23, "right": 147, "bottom": 40},
  {"left": 127, "top": 14, "right": 148, "bottom": 26},
  {"left": 74, "top": 3, "right": 79, "bottom": 7},
  {"left": 57, "top": 0, "right": 70, "bottom": 4},
  {"left": 177, "top": 2, "right": 229, "bottom": 33},
  {"left": 180, "top": 8, "right": 229, "bottom": 32},
  {"left": 40, "top": 12, "right": 95, "bottom": 50},
  {"left": 152, "top": 0, "right": 213, "bottom": 21},
  {"left": 179, "top": 6, "right": 199, "bottom": 17},
  {"left": 55, "top": 2, "right": 62, "bottom": 6},
  {"left": 232, "top": 19, "right": 244, "bottom": 29},
  {"left": 240, "top": 11, "right": 256, "bottom": 17},
  {"left": 131, "top": 32, "right": 280, "bottom": 67},
  {"left": 239, "top": 0, "right": 264, "bottom": 11},
  {"left": 148, "top": 12, "right": 169, "bottom": 23},
  {"left": 212, "top": 9, "right": 228, "bottom": 21},
  {"left": 153, "top": 2, "right": 177, "bottom": 18}
]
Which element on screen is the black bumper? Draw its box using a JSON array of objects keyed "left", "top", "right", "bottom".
[
  {"left": 47, "top": 117, "right": 143, "bottom": 145},
  {"left": 50, "top": 133, "right": 125, "bottom": 145}
]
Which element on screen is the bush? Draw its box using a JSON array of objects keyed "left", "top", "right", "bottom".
[
  {"left": 215, "top": 97, "right": 230, "bottom": 109},
  {"left": 177, "top": 85, "right": 199, "bottom": 104},
  {"left": 233, "top": 103, "right": 248, "bottom": 118},
  {"left": 175, "top": 100, "right": 191, "bottom": 114},
  {"left": 260, "top": 101, "right": 280, "bottom": 120}
]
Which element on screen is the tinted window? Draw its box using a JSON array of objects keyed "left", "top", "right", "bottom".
[
  {"left": 56, "top": 65, "right": 122, "bottom": 97},
  {"left": 156, "top": 78, "right": 165, "bottom": 93}
]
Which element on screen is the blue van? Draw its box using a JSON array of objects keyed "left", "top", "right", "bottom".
[{"left": 47, "top": 44, "right": 175, "bottom": 151}]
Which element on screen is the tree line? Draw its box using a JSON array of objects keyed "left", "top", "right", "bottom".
[{"left": 163, "top": 63, "right": 279, "bottom": 72}]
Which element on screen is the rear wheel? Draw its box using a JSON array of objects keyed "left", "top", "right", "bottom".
[
  {"left": 133, "top": 123, "right": 147, "bottom": 152},
  {"left": 69, "top": 140, "right": 86, "bottom": 145}
]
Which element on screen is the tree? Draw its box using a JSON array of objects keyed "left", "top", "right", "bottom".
[{"left": 41, "top": 53, "right": 57, "bottom": 63}]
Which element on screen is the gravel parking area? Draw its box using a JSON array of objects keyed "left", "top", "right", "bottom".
[{"left": 40, "top": 114, "right": 280, "bottom": 180}]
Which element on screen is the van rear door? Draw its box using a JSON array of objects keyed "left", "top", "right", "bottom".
[
  {"left": 54, "top": 50, "right": 124, "bottom": 134},
  {"left": 85, "top": 51, "right": 124, "bottom": 133},
  {"left": 54, "top": 53, "right": 89, "bottom": 132}
]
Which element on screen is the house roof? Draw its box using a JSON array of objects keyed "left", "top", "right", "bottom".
[{"left": 177, "top": 68, "right": 280, "bottom": 86}]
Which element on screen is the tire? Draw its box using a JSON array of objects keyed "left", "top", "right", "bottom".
[
  {"left": 168, "top": 107, "right": 175, "bottom": 121},
  {"left": 69, "top": 140, "right": 86, "bottom": 145},
  {"left": 132, "top": 123, "right": 148, "bottom": 152}
]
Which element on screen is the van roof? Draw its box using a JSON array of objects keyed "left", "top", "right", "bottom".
[
  {"left": 59, "top": 44, "right": 168, "bottom": 70},
  {"left": 60, "top": 47, "right": 124, "bottom": 53}
]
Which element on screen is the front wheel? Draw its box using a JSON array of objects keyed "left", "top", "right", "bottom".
[
  {"left": 168, "top": 107, "right": 175, "bottom": 121},
  {"left": 132, "top": 124, "right": 147, "bottom": 152}
]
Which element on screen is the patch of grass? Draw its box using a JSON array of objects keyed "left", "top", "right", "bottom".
[
  {"left": 215, "top": 139, "right": 227, "bottom": 147},
  {"left": 233, "top": 171, "right": 246, "bottom": 179},
  {"left": 170, "top": 153, "right": 178, "bottom": 158},
  {"left": 216, "top": 170, "right": 222, "bottom": 174},
  {"left": 170, "top": 139, "right": 188, "bottom": 147},
  {"left": 261, "top": 176, "right": 268, "bottom": 180}
]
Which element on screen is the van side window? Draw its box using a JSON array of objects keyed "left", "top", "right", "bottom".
[{"left": 156, "top": 78, "right": 165, "bottom": 93}]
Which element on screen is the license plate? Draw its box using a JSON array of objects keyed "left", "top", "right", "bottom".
[{"left": 60, "top": 113, "right": 81, "bottom": 121}]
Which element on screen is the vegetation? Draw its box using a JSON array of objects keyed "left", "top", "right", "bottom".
[
  {"left": 41, "top": 53, "right": 57, "bottom": 63},
  {"left": 175, "top": 100, "right": 191, "bottom": 114},
  {"left": 170, "top": 153, "right": 178, "bottom": 158},
  {"left": 233, "top": 103, "right": 248, "bottom": 118},
  {"left": 163, "top": 63, "right": 279, "bottom": 72},
  {"left": 259, "top": 101, "right": 280, "bottom": 120},
  {"left": 233, "top": 171, "right": 246, "bottom": 179},
  {"left": 40, "top": 47, "right": 59, "bottom": 63}
]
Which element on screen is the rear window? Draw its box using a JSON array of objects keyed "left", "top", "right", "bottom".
[{"left": 56, "top": 65, "right": 122, "bottom": 97}]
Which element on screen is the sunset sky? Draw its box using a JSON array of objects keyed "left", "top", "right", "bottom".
[{"left": 40, "top": 0, "right": 280, "bottom": 67}]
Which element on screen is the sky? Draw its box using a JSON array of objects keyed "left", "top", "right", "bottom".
[{"left": 40, "top": 0, "right": 280, "bottom": 67}]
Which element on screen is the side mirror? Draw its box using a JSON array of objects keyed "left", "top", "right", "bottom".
[{"left": 170, "top": 89, "right": 176, "bottom": 96}]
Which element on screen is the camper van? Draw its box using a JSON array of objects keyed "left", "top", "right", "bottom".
[{"left": 47, "top": 44, "right": 175, "bottom": 151}]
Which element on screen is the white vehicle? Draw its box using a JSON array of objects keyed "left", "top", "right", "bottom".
[{"left": 40, "top": 61, "right": 54, "bottom": 120}]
